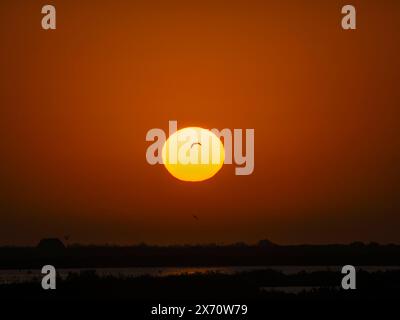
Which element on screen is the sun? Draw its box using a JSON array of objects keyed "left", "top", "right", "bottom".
[{"left": 162, "top": 127, "right": 225, "bottom": 182}]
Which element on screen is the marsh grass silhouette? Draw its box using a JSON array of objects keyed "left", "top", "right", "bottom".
[
  {"left": 1, "top": 269, "right": 400, "bottom": 300},
  {"left": 1, "top": 241, "right": 400, "bottom": 301}
]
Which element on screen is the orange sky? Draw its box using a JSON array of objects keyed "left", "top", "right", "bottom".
[{"left": 1, "top": 0, "right": 399, "bottom": 245}]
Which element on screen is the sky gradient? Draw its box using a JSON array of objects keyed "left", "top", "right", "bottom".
[{"left": 1, "top": 0, "right": 399, "bottom": 245}]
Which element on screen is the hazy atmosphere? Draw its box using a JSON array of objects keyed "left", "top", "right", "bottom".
[{"left": 1, "top": 0, "right": 399, "bottom": 245}]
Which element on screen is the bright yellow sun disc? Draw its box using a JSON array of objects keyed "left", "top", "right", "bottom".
[{"left": 162, "top": 127, "right": 225, "bottom": 182}]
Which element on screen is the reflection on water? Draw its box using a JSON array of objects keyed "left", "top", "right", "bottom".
[
  {"left": 1, "top": 265, "right": 400, "bottom": 284},
  {"left": 260, "top": 286, "right": 341, "bottom": 294}
]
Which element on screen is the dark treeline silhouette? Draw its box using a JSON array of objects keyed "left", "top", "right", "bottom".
[{"left": 1, "top": 239, "right": 400, "bottom": 269}]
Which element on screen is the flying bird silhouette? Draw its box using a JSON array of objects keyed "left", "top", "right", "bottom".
[
  {"left": 190, "top": 142, "right": 202, "bottom": 149},
  {"left": 192, "top": 215, "right": 199, "bottom": 220}
]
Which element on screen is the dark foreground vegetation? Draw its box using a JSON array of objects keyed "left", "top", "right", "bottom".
[
  {"left": 1, "top": 239, "right": 400, "bottom": 268},
  {"left": 1, "top": 269, "right": 400, "bottom": 300}
]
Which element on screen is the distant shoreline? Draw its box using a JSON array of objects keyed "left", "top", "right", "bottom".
[
  {"left": 1, "top": 242, "right": 400, "bottom": 269},
  {"left": 2, "top": 265, "right": 400, "bottom": 284}
]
